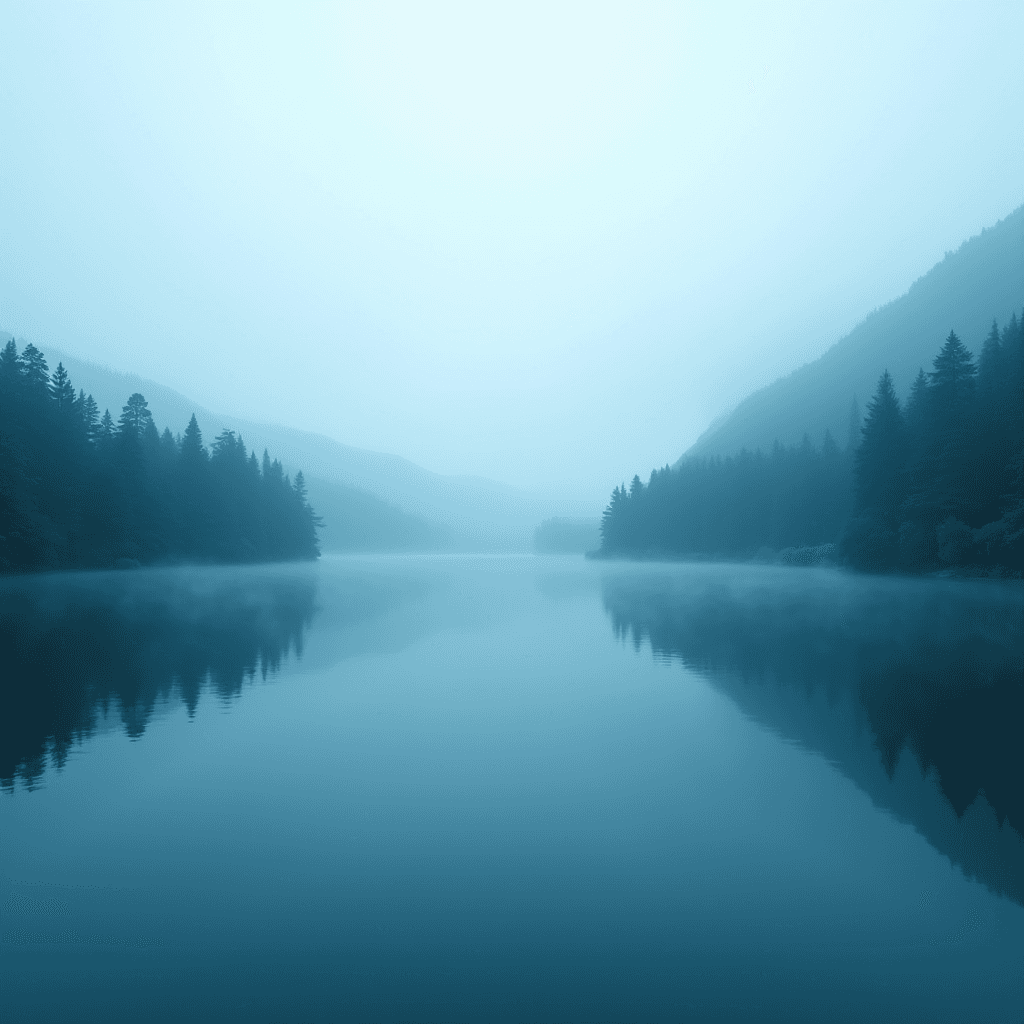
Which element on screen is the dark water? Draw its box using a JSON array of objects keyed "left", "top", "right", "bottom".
[{"left": 2, "top": 556, "right": 1023, "bottom": 1023}]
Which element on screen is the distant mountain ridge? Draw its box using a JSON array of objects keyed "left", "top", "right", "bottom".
[
  {"left": 682, "top": 204, "right": 1024, "bottom": 461},
  {"left": 0, "top": 336, "right": 577, "bottom": 550}
]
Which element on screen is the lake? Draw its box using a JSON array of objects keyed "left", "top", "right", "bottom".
[{"left": 2, "top": 555, "right": 1023, "bottom": 1022}]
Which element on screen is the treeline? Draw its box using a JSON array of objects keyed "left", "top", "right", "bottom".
[
  {"left": 600, "top": 313, "right": 1024, "bottom": 573},
  {"left": 846, "top": 321, "right": 1023, "bottom": 571},
  {"left": 600, "top": 433, "right": 853, "bottom": 559},
  {"left": 0, "top": 340, "right": 320, "bottom": 572}
]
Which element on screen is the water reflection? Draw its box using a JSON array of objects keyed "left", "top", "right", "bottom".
[
  {"left": 0, "top": 565, "right": 317, "bottom": 790},
  {"left": 602, "top": 566, "right": 1024, "bottom": 904}
]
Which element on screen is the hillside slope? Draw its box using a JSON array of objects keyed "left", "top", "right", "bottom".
[
  {"left": 0, "top": 338, "right": 569, "bottom": 549},
  {"left": 683, "top": 205, "right": 1024, "bottom": 460}
]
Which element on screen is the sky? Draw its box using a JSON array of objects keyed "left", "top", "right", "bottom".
[{"left": 1, "top": 2, "right": 1023, "bottom": 505}]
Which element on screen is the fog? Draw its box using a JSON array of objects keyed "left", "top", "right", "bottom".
[{"left": 1, "top": 2, "right": 1022, "bottom": 505}]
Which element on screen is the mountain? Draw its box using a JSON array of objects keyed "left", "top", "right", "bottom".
[
  {"left": 682, "top": 205, "right": 1024, "bottom": 460},
  {"left": 1, "top": 336, "right": 575, "bottom": 550}
]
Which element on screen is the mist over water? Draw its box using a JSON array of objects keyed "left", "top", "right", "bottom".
[
  {"left": 602, "top": 564, "right": 1024, "bottom": 906},
  {"left": 0, "top": 565, "right": 318, "bottom": 788},
  {"left": 3, "top": 556, "right": 1022, "bottom": 1022}
]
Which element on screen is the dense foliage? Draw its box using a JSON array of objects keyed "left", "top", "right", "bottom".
[
  {"left": 845, "top": 320, "right": 1024, "bottom": 571},
  {"left": 600, "top": 434, "right": 854, "bottom": 561},
  {"left": 600, "top": 313, "right": 1024, "bottom": 573},
  {"left": 0, "top": 341, "right": 320, "bottom": 572}
]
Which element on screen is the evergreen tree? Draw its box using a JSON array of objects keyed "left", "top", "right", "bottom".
[
  {"left": 180, "top": 414, "right": 207, "bottom": 466},
  {"left": 293, "top": 470, "right": 308, "bottom": 505},
  {"left": 118, "top": 393, "right": 155, "bottom": 438},
  {"left": 98, "top": 410, "right": 115, "bottom": 444},
  {"left": 906, "top": 332, "right": 977, "bottom": 528},
  {"left": 0, "top": 340, "right": 21, "bottom": 398},
  {"left": 598, "top": 316, "right": 1022, "bottom": 575},
  {"left": 904, "top": 369, "right": 929, "bottom": 434},
  {"left": 855, "top": 371, "right": 905, "bottom": 520},
  {"left": 841, "top": 372, "right": 906, "bottom": 570},
  {"left": 19, "top": 344, "right": 50, "bottom": 404},
  {"left": 928, "top": 331, "right": 976, "bottom": 423},
  {"left": 79, "top": 391, "right": 100, "bottom": 442},
  {"left": 0, "top": 350, "right": 320, "bottom": 574},
  {"left": 978, "top": 320, "right": 1004, "bottom": 402},
  {"left": 49, "top": 362, "right": 76, "bottom": 413}
]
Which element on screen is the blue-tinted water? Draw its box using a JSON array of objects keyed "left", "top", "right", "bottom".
[{"left": 2, "top": 555, "right": 1023, "bottom": 1022}]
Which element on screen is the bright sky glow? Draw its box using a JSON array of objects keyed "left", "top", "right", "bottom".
[{"left": 2, "top": 2, "right": 1023, "bottom": 504}]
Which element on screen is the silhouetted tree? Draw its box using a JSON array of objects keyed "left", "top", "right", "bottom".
[
  {"left": 118, "top": 392, "right": 155, "bottom": 438},
  {"left": 0, "top": 346, "right": 321, "bottom": 573},
  {"left": 20, "top": 344, "right": 50, "bottom": 404},
  {"left": 854, "top": 371, "right": 905, "bottom": 521},
  {"left": 599, "top": 312, "right": 1024, "bottom": 574},
  {"left": 49, "top": 362, "right": 75, "bottom": 412}
]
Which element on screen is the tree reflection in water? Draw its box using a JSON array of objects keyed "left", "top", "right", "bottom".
[
  {"left": 0, "top": 565, "right": 317, "bottom": 790},
  {"left": 602, "top": 566, "right": 1024, "bottom": 904}
]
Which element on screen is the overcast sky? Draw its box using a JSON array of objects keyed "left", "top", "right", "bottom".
[{"left": 2, "top": 2, "right": 1023, "bottom": 504}]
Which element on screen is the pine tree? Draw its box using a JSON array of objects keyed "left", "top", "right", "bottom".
[
  {"left": 1004, "top": 312, "right": 1024, "bottom": 444},
  {"left": 180, "top": 414, "right": 207, "bottom": 465},
  {"left": 2, "top": 366, "right": 321, "bottom": 573},
  {"left": 601, "top": 485, "right": 627, "bottom": 550},
  {"left": 928, "top": 331, "right": 976, "bottom": 425},
  {"left": 0, "top": 340, "right": 21, "bottom": 400},
  {"left": 293, "top": 470, "right": 308, "bottom": 505},
  {"left": 854, "top": 371, "right": 905, "bottom": 523},
  {"left": 978, "top": 320, "right": 1003, "bottom": 402},
  {"left": 79, "top": 391, "right": 100, "bottom": 442},
  {"left": 905, "top": 369, "right": 929, "bottom": 429},
  {"left": 118, "top": 393, "right": 154, "bottom": 438},
  {"left": 19, "top": 344, "right": 50, "bottom": 404},
  {"left": 49, "top": 362, "right": 76, "bottom": 413},
  {"left": 160, "top": 427, "right": 177, "bottom": 458},
  {"left": 98, "top": 410, "right": 115, "bottom": 443},
  {"left": 917, "top": 332, "right": 977, "bottom": 525}
]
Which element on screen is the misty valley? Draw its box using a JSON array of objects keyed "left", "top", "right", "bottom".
[
  {"left": 4, "top": 10, "right": 1024, "bottom": 1020},
  {"left": 2, "top": 229, "right": 1024, "bottom": 1024},
  {"left": 2, "top": 221, "right": 1023, "bottom": 1024}
]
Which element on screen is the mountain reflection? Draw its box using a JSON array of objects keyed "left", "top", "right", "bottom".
[
  {"left": 602, "top": 566, "right": 1024, "bottom": 904},
  {"left": 0, "top": 565, "right": 317, "bottom": 790}
]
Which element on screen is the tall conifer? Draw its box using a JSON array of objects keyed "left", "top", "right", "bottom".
[
  {"left": 855, "top": 371, "right": 905, "bottom": 524},
  {"left": 49, "top": 363, "right": 76, "bottom": 413}
]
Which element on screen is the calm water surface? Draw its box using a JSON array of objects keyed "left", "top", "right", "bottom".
[{"left": 2, "top": 555, "right": 1023, "bottom": 1022}]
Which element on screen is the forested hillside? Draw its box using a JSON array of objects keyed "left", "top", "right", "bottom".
[
  {"left": 601, "top": 314, "right": 1024, "bottom": 573},
  {"left": 685, "top": 206, "right": 1024, "bottom": 460},
  {"left": 17, "top": 338, "right": 572, "bottom": 550},
  {"left": 0, "top": 340, "right": 320, "bottom": 572},
  {"left": 602, "top": 434, "right": 853, "bottom": 562},
  {"left": 844, "top": 323, "right": 1023, "bottom": 571}
]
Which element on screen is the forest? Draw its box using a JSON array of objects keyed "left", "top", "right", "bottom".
[
  {"left": 0, "top": 340, "right": 320, "bottom": 572},
  {"left": 600, "top": 313, "right": 1024, "bottom": 573}
]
